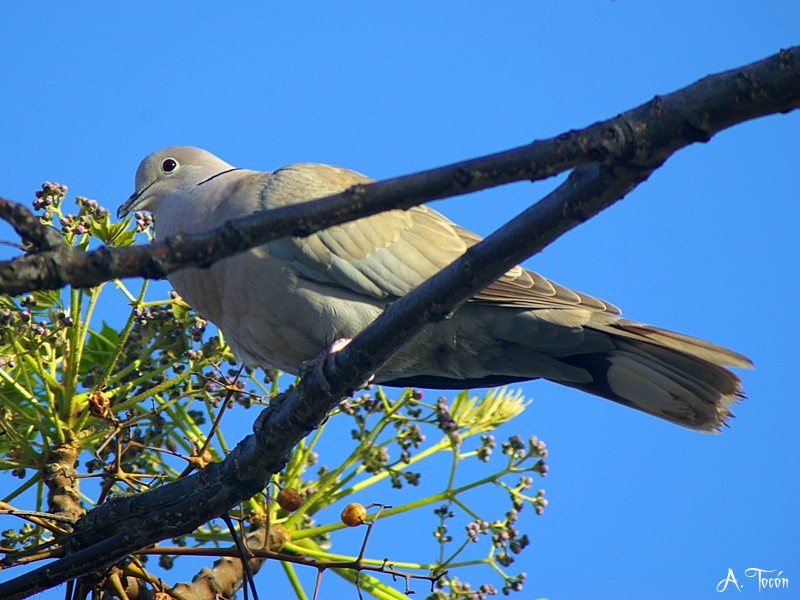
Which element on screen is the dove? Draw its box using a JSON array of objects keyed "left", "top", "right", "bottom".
[{"left": 119, "top": 146, "right": 752, "bottom": 431}]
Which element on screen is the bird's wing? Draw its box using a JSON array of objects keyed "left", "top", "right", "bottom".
[{"left": 260, "top": 162, "right": 620, "bottom": 313}]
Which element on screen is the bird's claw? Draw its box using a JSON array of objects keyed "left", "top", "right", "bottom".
[{"left": 302, "top": 338, "right": 353, "bottom": 395}]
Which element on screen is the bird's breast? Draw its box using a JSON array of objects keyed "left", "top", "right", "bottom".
[{"left": 170, "top": 245, "right": 385, "bottom": 374}]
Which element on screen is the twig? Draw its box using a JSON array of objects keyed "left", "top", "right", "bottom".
[
  {"left": 177, "top": 364, "right": 244, "bottom": 478},
  {"left": 222, "top": 514, "right": 260, "bottom": 600}
]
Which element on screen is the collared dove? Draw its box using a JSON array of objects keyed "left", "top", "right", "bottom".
[{"left": 119, "top": 146, "right": 752, "bottom": 431}]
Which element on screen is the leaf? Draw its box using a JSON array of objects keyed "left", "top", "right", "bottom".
[
  {"left": 81, "top": 322, "right": 121, "bottom": 373},
  {"left": 0, "top": 367, "right": 36, "bottom": 406},
  {"left": 89, "top": 214, "right": 137, "bottom": 247},
  {"left": 32, "top": 289, "right": 63, "bottom": 311}
]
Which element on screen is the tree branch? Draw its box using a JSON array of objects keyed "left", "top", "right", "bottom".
[
  {"left": 1, "top": 47, "right": 798, "bottom": 297},
  {"left": 0, "top": 198, "right": 67, "bottom": 254},
  {"left": 0, "top": 47, "right": 798, "bottom": 599}
]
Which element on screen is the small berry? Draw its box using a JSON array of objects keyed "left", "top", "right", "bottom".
[
  {"left": 340, "top": 502, "right": 367, "bottom": 527},
  {"left": 276, "top": 487, "right": 302, "bottom": 512}
]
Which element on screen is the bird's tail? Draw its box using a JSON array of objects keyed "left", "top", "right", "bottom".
[{"left": 557, "top": 319, "right": 752, "bottom": 431}]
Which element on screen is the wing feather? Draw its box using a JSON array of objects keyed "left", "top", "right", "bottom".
[{"left": 260, "top": 162, "right": 620, "bottom": 314}]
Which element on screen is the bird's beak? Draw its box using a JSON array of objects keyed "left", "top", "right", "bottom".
[{"left": 117, "top": 185, "right": 149, "bottom": 219}]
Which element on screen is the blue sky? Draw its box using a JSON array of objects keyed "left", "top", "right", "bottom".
[{"left": 1, "top": 3, "right": 798, "bottom": 599}]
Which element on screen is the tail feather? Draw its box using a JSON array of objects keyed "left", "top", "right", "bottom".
[
  {"left": 602, "top": 318, "right": 753, "bottom": 369},
  {"left": 381, "top": 306, "right": 751, "bottom": 431},
  {"left": 558, "top": 337, "right": 747, "bottom": 431}
]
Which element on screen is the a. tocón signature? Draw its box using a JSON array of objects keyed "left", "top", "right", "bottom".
[{"left": 717, "top": 568, "right": 789, "bottom": 592}]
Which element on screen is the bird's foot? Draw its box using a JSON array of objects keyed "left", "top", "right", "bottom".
[{"left": 302, "top": 338, "right": 353, "bottom": 395}]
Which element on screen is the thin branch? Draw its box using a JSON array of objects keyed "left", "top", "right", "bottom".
[
  {"left": 1, "top": 47, "right": 798, "bottom": 296},
  {"left": 0, "top": 48, "right": 798, "bottom": 599}
]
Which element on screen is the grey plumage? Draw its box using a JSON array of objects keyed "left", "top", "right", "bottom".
[{"left": 119, "top": 146, "right": 752, "bottom": 431}]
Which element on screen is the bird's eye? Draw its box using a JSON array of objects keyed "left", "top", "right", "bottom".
[{"left": 161, "top": 158, "right": 178, "bottom": 173}]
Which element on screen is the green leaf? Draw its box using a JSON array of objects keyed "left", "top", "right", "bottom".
[
  {"left": 81, "top": 322, "right": 121, "bottom": 373},
  {"left": 89, "top": 214, "right": 137, "bottom": 247},
  {"left": 32, "top": 289, "right": 63, "bottom": 311}
]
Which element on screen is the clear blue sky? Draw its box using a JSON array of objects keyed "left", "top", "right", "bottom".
[{"left": 1, "top": 3, "right": 798, "bottom": 599}]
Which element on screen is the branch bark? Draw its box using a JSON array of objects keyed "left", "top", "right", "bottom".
[{"left": 0, "top": 47, "right": 798, "bottom": 599}]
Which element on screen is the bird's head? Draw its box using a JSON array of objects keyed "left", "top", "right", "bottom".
[{"left": 118, "top": 146, "right": 236, "bottom": 219}]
